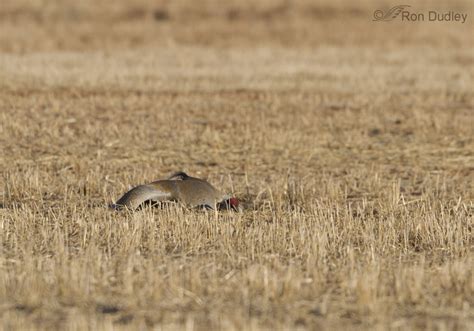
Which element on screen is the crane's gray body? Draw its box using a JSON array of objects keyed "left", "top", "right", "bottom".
[{"left": 113, "top": 173, "right": 228, "bottom": 210}]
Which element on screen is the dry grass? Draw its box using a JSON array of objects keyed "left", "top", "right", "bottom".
[{"left": 0, "top": 0, "right": 473, "bottom": 330}]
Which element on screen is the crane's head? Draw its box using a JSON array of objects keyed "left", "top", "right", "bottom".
[{"left": 217, "top": 196, "right": 241, "bottom": 211}]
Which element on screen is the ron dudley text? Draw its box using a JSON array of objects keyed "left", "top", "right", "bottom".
[{"left": 402, "top": 10, "right": 468, "bottom": 23}]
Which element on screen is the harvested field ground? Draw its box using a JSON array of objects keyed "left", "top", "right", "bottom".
[{"left": 0, "top": 0, "right": 473, "bottom": 330}]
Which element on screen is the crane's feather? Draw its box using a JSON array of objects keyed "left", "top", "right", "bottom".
[
  {"left": 167, "top": 172, "right": 190, "bottom": 180},
  {"left": 111, "top": 184, "right": 173, "bottom": 210}
]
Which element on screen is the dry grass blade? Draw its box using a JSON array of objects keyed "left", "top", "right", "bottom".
[{"left": 0, "top": 0, "right": 473, "bottom": 330}]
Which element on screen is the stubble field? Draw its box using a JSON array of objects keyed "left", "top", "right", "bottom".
[{"left": 0, "top": 0, "right": 473, "bottom": 330}]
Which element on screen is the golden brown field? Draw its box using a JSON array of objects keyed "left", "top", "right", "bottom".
[{"left": 0, "top": 0, "right": 473, "bottom": 330}]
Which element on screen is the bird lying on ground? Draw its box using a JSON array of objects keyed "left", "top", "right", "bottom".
[{"left": 111, "top": 172, "right": 240, "bottom": 211}]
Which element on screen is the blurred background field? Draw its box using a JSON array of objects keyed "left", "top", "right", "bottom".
[{"left": 0, "top": 0, "right": 473, "bottom": 330}]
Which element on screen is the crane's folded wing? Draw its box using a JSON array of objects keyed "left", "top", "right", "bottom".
[{"left": 111, "top": 185, "right": 173, "bottom": 210}]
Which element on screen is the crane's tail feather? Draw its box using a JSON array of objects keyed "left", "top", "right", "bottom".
[{"left": 167, "top": 172, "right": 190, "bottom": 180}]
